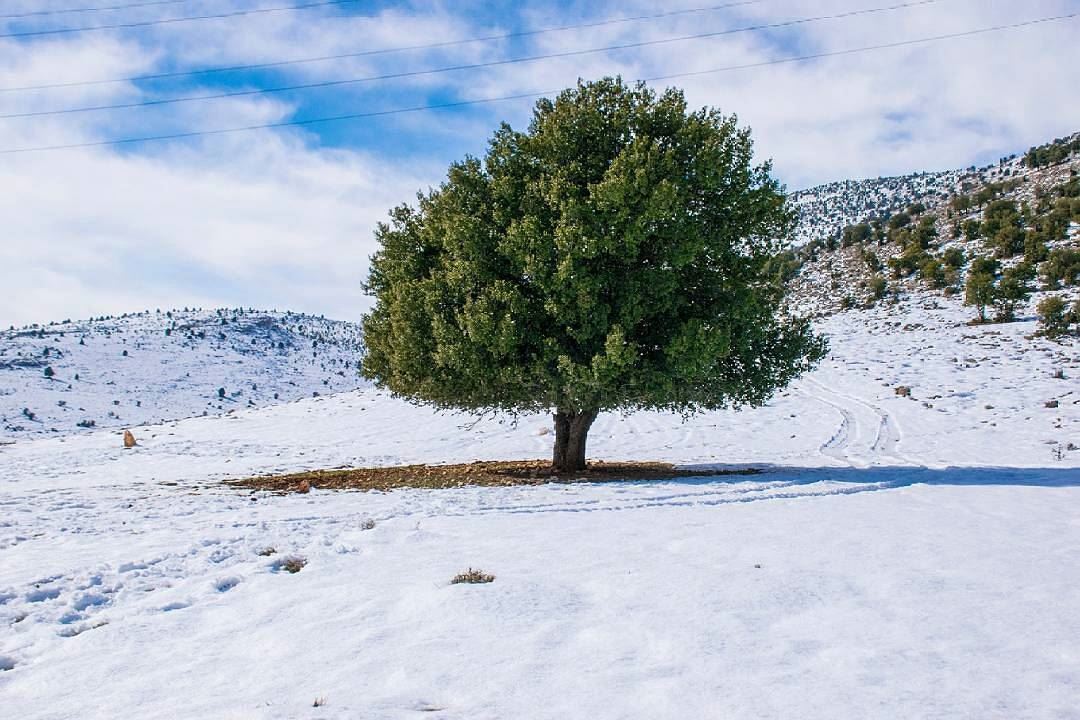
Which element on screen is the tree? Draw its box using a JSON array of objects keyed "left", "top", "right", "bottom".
[
  {"left": 361, "top": 78, "right": 827, "bottom": 471},
  {"left": 43, "top": 366, "right": 55, "bottom": 379},
  {"left": 941, "top": 246, "right": 965, "bottom": 269},
  {"left": 918, "top": 257, "right": 947, "bottom": 289},
  {"left": 964, "top": 256, "right": 999, "bottom": 323},
  {"left": 1036, "top": 295, "right": 1069, "bottom": 338},
  {"left": 992, "top": 263, "right": 1033, "bottom": 322},
  {"left": 867, "top": 275, "right": 888, "bottom": 302},
  {"left": 841, "top": 223, "right": 871, "bottom": 248}
]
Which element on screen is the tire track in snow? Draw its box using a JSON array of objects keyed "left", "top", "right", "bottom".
[{"left": 799, "top": 377, "right": 918, "bottom": 468}]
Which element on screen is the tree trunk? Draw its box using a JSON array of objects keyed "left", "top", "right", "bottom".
[{"left": 552, "top": 409, "right": 599, "bottom": 472}]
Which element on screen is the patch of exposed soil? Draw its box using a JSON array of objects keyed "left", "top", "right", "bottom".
[{"left": 229, "top": 460, "right": 760, "bottom": 493}]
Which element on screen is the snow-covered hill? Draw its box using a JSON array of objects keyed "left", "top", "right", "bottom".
[
  {"left": 789, "top": 131, "right": 1080, "bottom": 246},
  {"left": 0, "top": 309, "right": 365, "bottom": 440},
  {"left": 787, "top": 136, "right": 1080, "bottom": 317}
]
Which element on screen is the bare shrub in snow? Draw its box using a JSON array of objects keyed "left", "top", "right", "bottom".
[
  {"left": 451, "top": 568, "right": 495, "bottom": 585},
  {"left": 275, "top": 556, "right": 307, "bottom": 574}
]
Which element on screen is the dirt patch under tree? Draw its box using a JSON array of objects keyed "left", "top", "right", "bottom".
[{"left": 229, "top": 460, "right": 760, "bottom": 493}]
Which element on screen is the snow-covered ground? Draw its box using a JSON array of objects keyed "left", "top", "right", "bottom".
[{"left": 1, "top": 303, "right": 1078, "bottom": 718}]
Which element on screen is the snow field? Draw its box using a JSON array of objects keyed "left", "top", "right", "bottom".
[{"left": 0, "top": 304, "right": 1077, "bottom": 718}]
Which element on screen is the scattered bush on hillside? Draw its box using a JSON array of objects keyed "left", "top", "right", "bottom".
[
  {"left": 867, "top": 275, "right": 888, "bottom": 302},
  {"left": 963, "top": 219, "right": 981, "bottom": 242},
  {"left": 1024, "top": 135, "right": 1080, "bottom": 168},
  {"left": 950, "top": 193, "right": 973, "bottom": 213},
  {"left": 1043, "top": 247, "right": 1080, "bottom": 289},
  {"left": 992, "top": 263, "right": 1034, "bottom": 323},
  {"left": 964, "top": 256, "right": 999, "bottom": 323},
  {"left": 981, "top": 200, "right": 1025, "bottom": 257},
  {"left": 888, "top": 243, "right": 929, "bottom": 279},
  {"left": 43, "top": 366, "right": 54, "bottom": 379},
  {"left": 888, "top": 212, "right": 912, "bottom": 230},
  {"left": 1036, "top": 295, "right": 1071, "bottom": 338},
  {"left": 918, "top": 257, "right": 948, "bottom": 289},
  {"left": 841, "top": 223, "right": 871, "bottom": 248},
  {"left": 1024, "top": 233, "right": 1050, "bottom": 265},
  {"left": 942, "top": 247, "right": 965, "bottom": 269},
  {"left": 763, "top": 250, "right": 802, "bottom": 286}
]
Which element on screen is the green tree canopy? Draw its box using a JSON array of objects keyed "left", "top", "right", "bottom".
[{"left": 361, "top": 78, "right": 827, "bottom": 470}]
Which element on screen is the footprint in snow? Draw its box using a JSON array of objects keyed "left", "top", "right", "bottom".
[
  {"left": 26, "top": 587, "right": 62, "bottom": 603},
  {"left": 160, "top": 601, "right": 191, "bottom": 612},
  {"left": 58, "top": 621, "right": 107, "bottom": 638},
  {"left": 72, "top": 592, "right": 109, "bottom": 611},
  {"left": 214, "top": 577, "right": 240, "bottom": 593}
]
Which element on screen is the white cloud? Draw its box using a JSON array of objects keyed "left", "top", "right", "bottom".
[{"left": 0, "top": 0, "right": 1077, "bottom": 326}]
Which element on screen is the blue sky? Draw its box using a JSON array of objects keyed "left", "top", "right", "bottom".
[{"left": 1, "top": 0, "right": 1078, "bottom": 326}]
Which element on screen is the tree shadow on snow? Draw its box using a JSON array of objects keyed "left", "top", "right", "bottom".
[{"left": 675, "top": 463, "right": 1080, "bottom": 489}]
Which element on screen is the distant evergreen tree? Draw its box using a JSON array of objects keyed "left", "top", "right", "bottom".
[
  {"left": 964, "top": 256, "right": 999, "bottom": 323},
  {"left": 992, "top": 264, "right": 1034, "bottom": 322},
  {"left": 942, "top": 247, "right": 965, "bottom": 269},
  {"left": 1036, "top": 295, "right": 1070, "bottom": 338}
]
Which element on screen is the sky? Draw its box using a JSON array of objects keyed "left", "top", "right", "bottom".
[{"left": 1, "top": 0, "right": 1078, "bottom": 327}]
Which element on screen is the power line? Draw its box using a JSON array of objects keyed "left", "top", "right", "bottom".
[
  {"left": 0, "top": 0, "right": 362, "bottom": 39},
  {"left": 0, "top": 0, "right": 943, "bottom": 119},
  {"left": 0, "top": 0, "right": 766, "bottom": 94},
  {"left": 0, "top": 0, "right": 197, "bottom": 21},
  {"left": 1, "top": 11, "right": 1074, "bottom": 156}
]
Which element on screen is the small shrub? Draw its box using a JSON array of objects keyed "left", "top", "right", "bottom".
[
  {"left": 918, "top": 257, "right": 947, "bottom": 289},
  {"left": 941, "top": 247, "right": 965, "bottom": 269},
  {"left": 360, "top": 518, "right": 376, "bottom": 531},
  {"left": 965, "top": 271, "right": 995, "bottom": 323},
  {"left": 451, "top": 568, "right": 495, "bottom": 585},
  {"left": 1037, "top": 295, "right": 1070, "bottom": 337},
  {"left": 867, "top": 275, "right": 887, "bottom": 301},
  {"left": 1043, "top": 247, "right": 1080, "bottom": 289},
  {"left": 274, "top": 556, "right": 307, "bottom": 574},
  {"left": 43, "top": 366, "right": 54, "bottom": 379}
]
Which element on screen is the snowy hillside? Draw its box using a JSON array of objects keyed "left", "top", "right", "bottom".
[
  {"left": 787, "top": 136, "right": 1080, "bottom": 317},
  {"left": 789, "top": 131, "right": 1080, "bottom": 246},
  {"left": 0, "top": 309, "right": 365, "bottom": 440}
]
